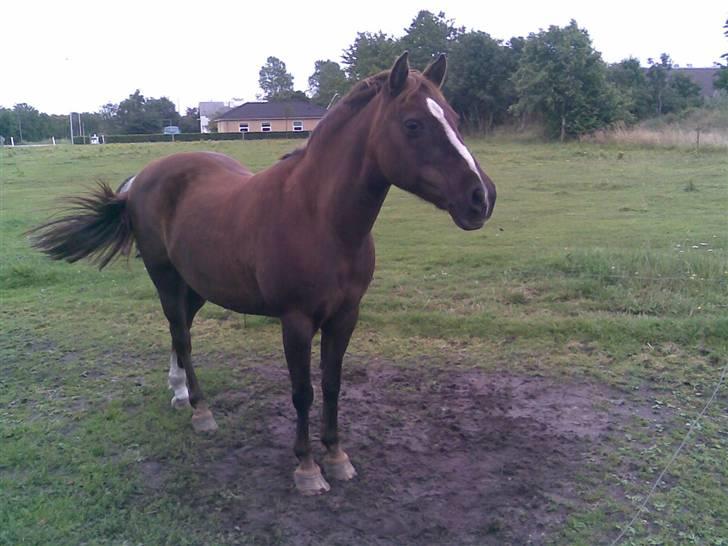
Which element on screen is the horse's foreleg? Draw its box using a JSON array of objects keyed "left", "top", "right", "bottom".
[
  {"left": 320, "top": 307, "right": 359, "bottom": 481},
  {"left": 281, "top": 312, "right": 329, "bottom": 495}
]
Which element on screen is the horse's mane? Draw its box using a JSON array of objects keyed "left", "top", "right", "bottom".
[
  {"left": 279, "top": 70, "right": 431, "bottom": 163},
  {"left": 310, "top": 71, "right": 430, "bottom": 146}
]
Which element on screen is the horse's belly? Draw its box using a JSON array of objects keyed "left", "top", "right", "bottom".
[{"left": 182, "top": 262, "right": 269, "bottom": 315}]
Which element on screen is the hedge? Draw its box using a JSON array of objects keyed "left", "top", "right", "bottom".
[{"left": 73, "top": 131, "right": 311, "bottom": 145}]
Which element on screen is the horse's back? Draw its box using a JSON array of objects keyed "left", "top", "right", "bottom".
[
  {"left": 128, "top": 151, "right": 254, "bottom": 210},
  {"left": 137, "top": 151, "right": 253, "bottom": 188}
]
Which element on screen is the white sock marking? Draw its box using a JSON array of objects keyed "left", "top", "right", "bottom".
[
  {"left": 168, "top": 352, "right": 189, "bottom": 401},
  {"left": 426, "top": 97, "right": 492, "bottom": 215},
  {"left": 119, "top": 176, "right": 135, "bottom": 193}
]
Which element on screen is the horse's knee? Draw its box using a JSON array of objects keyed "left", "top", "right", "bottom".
[{"left": 292, "top": 384, "right": 314, "bottom": 413}]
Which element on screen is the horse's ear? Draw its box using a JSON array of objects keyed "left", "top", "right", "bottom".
[
  {"left": 423, "top": 54, "right": 447, "bottom": 88},
  {"left": 388, "top": 51, "right": 410, "bottom": 96}
]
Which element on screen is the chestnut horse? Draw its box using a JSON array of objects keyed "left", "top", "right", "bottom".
[{"left": 31, "top": 52, "right": 496, "bottom": 495}]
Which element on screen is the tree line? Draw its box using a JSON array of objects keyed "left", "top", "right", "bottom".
[
  {"left": 3, "top": 12, "right": 726, "bottom": 143},
  {"left": 0, "top": 90, "right": 200, "bottom": 143},
  {"left": 304, "top": 12, "right": 722, "bottom": 140}
]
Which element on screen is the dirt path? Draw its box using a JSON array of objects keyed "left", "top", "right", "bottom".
[{"left": 140, "top": 357, "right": 661, "bottom": 545}]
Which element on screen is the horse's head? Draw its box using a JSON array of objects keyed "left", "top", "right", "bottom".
[{"left": 371, "top": 52, "right": 496, "bottom": 230}]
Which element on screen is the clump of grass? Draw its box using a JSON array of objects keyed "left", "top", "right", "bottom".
[
  {"left": 503, "top": 290, "right": 529, "bottom": 305},
  {"left": 684, "top": 180, "right": 698, "bottom": 192},
  {"left": 0, "top": 264, "right": 60, "bottom": 289}
]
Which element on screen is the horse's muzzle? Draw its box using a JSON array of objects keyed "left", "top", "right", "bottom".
[{"left": 449, "top": 175, "right": 496, "bottom": 231}]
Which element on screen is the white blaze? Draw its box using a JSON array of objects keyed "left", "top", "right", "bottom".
[
  {"left": 426, "top": 98, "right": 481, "bottom": 182},
  {"left": 426, "top": 97, "right": 492, "bottom": 214},
  {"left": 168, "top": 352, "right": 189, "bottom": 402}
]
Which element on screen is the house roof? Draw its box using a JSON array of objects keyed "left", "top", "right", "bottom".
[
  {"left": 216, "top": 101, "right": 327, "bottom": 121},
  {"left": 671, "top": 67, "right": 720, "bottom": 97}
]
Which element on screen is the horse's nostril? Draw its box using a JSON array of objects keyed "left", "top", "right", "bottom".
[{"left": 471, "top": 186, "right": 485, "bottom": 208}]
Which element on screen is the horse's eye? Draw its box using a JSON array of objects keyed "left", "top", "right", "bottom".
[{"left": 404, "top": 119, "right": 422, "bottom": 135}]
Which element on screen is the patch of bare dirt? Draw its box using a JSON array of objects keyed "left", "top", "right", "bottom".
[{"left": 140, "top": 357, "right": 664, "bottom": 545}]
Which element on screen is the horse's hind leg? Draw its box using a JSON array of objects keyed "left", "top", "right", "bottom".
[
  {"left": 168, "top": 290, "right": 206, "bottom": 409},
  {"left": 148, "top": 264, "right": 217, "bottom": 433}
]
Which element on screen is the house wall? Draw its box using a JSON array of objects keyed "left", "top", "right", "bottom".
[{"left": 216, "top": 118, "right": 322, "bottom": 133}]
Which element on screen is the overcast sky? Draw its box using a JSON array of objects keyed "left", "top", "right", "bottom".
[{"left": 5, "top": 0, "right": 727, "bottom": 114}]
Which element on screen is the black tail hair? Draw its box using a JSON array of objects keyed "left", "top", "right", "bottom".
[{"left": 29, "top": 182, "right": 134, "bottom": 269}]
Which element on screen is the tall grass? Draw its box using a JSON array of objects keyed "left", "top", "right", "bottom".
[
  {"left": 584, "top": 124, "right": 728, "bottom": 150},
  {"left": 583, "top": 97, "right": 728, "bottom": 150}
]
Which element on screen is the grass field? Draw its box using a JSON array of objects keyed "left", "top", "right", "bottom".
[{"left": 1, "top": 139, "right": 727, "bottom": 545}]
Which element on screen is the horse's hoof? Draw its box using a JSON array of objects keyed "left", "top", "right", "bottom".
[
  {"left": 191, "top": 408, "right": 218, "bottom": 433},
  {"left": 294, "top": 465, "right": 330, "bottom": 495},
  {"left": 323, "top": 452, "right": 357, "bottom": 481},
  {"left": 170, "top": 395, "right": 191, "bottom": 410}
]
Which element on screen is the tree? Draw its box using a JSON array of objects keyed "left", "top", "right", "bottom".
[
  {"left": 115, "top": 90, "right": 180, "bottom": 134},
  {"left": 308, "top": 60, "right": 350, "bottom": 107},
  {"left": 12, "top": 103, "right": 54, "bottom": 142},
  {"left": 116, "top": 90, "right": 151, "bottom": 133},
  {"left": 446, "top": 31, "right": 518, "bottom": 131},
  {"left": 342, "top": 31, "right": 400, "bottom": 81},
  {"left": 608, "top": 58, "right": 651, "bottom": 122},
  {"left": 258, "top": 56, "right": 295, "bottom": 101},
  {"left": 646, "top": 54, "right": 672, "bottom": 115},
  {"left": 667, "top": 73, "right": 702, "bottom": 111},
  {"left": 399, "top": 10, "right": 462, "bottom": 69},
  {"left": 0, "top": 107, "right": 17, "bottom": 141},
  {"left": 99, "top": 103, "right": 120, "bottom": 134},
  {"left": 715, "top": 67, "right": 728, "bottom": 93},
  {"left": 146, "top": 96, "right": 180, "bottom": 128},
  {"left": 644, "top": 54, "right": 702, "bottom": 114},
  {"left": 179, "top": 107, "right": 200, "bottom": 133},
  {"left": 715, "top": 18, "right": 728, "bottom": 93},
  {"left": 511, "top": 20, "right": 618, "bottom": 140}
]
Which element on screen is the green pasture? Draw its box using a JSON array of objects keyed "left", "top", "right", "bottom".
[{"left": 1, "top": 140, "right": 726, "bottom": 544}]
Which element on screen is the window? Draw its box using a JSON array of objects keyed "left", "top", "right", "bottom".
[
  {"left": 261, "top": 121, "right": 271, "bottom": 132},
  {"left": 239, "top": 123, "right": 249, "bottom": 132},
  {"left": 292, "top": 120, "right": 304, "bottom": 132}
]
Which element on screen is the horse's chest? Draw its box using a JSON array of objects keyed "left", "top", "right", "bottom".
[{"left": 258, "top": 242, "right": 373, "bottom": 317}]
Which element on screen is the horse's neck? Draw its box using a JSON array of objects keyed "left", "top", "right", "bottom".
[{"left": 298, "top": 108, "right": 390, "bottom": 247}]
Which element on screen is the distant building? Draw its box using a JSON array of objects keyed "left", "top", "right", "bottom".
[
  {"left": 215, "top": 101, "right": 328, "bottom": 133},
  {"left": 671, "top": 67, "right": 721, "bottom": 98},
  {"left": 198, "top": 101, "right": 228, "bottom": 133}
]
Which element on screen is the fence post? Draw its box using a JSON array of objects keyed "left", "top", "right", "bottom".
[
  {"left": 10, "top": 136, "right": 14, "bottom": 147},
  {"left": 52, "top": 136, "right": 56, "bottom": 146},
  {"left": 695, "top": 127, "right": 701, "bottom": 152}
]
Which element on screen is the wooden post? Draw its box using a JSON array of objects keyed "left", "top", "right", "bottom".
[{"left": 695, "top": 127, "right": 701, "bottom": 152}]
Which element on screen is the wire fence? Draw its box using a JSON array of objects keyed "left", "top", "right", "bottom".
[{"left": 610, "top": 360, "right": 728, "bottom": 545}]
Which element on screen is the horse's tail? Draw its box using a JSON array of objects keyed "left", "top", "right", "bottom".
[{"left": 29, "top": 182, "right": 134, "bottom": 270}]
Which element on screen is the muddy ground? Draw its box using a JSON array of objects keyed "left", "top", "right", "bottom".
[{"left": 139, "top": 356, "right": 663, "bottom": 545}]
